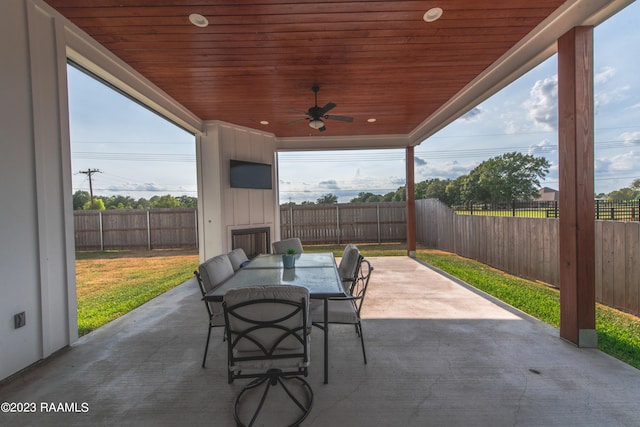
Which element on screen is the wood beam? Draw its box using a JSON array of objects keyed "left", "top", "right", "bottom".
[
  {"left": 557, "top": 26, "right": 596, "bottom": 347},
  {"left": 406, "top": 146, "right": 416, "bottom": 256}
]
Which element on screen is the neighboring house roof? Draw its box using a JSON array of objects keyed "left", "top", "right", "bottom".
[{"left": 537, "top": 187, "right": 558, "bottom": 201}]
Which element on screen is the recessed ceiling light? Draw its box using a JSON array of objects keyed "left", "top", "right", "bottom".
[
  {"left": 260, "top": 120, "right": 269, "bottom": 125},
  {"left": 367, "top": 118, "right": 377, "bottom": 123},
  {"left": 189, "top": 13, "right": 208, "bottom": 28},
  {"left": 423, "top": 7, "right": 443, "bottom": 23}
]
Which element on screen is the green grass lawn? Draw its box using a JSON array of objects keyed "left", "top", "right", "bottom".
[{"left": 75, "top": 249, "right": 198, "bottom": 336}]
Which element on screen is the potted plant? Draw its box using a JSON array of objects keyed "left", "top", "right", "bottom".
[{"left": 282, "top": 248, "right": 297, "bottom": 269}]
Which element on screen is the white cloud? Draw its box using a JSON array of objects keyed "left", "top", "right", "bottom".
[
  {"left": 319, "top": 179, "right": 340, "bottom": 190},
  {"left": 528, "top": 139, "right": 557, "bottom": 157},
  {"left": 620, "top": 131, "right": 640, "bottom": 145},
  {"left": 417, "top": 160, "right": 477, "bottom": 181},
  {"left": 596, "top": 151, "right": 640, "bottom": 175},
  {"left": 607, "top": 150, "right": 640, "bottom": 170},
  {"left": 461, "top": 107, "right": 483, "bottom": 122},
  {"left": 595, "top": 85, "right": 631, "bottom": 112},
  {"left": 595, "top": 66, "right": 616, "bottom": 84},
  {"left": 525, "top": 75, "right": 558, "bottom": 131},
  {"left": 108, "top": 182, "right": 165, "bottom": 192},
  {"left": 504, "top": 120, "right": 520, "bottom": 135},
  {"left": 414, "top": 156, "right": 427, "bottom": 166}
]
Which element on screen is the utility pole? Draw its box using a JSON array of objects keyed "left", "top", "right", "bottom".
[{"left": 79, "top": 169, "right": 101, "bottom": 209}]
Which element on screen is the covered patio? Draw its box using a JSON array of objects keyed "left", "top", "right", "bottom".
[{"left": 2, "top": 256, "right": 638, "bottom": 426}]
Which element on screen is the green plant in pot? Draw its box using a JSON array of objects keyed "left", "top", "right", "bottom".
[{"left": 282, "top": 248, "right": 297, "bottom": 269}]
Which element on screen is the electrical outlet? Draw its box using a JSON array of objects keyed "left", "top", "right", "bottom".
[{"left": 14, "top": 312, "right": 26, "bottom": 329}]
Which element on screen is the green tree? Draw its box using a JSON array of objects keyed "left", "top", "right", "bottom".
[
  {"left": 316, "top": 193, "right": 338, "bottom": 204},
  {"left": 607, "top": 187, "right": 638, "bottom": 200},
  {"left": 176, "top": 195, "right": 198, "bottom": 208},
  {"left": 82, "top": 198, "right": 105, "bottom": 210},
  {"left": 150, "top": 194, "right": 181, "bottom": 208},
  {"left": 350, "top": 192, "right": 384, "bottom": 203},
  {"left": 73, "top": 190, "right": 91, "bottom": 210},
  {"left": 136, "top": 197, "right": 151, "bottom": 209},
  {"left": 415, "top": 178, "right": 452, "bottom": 203},
  {"left": 382, "top": 191, "right": 396, "bottom": 202},
  {"left": 390, "top": 186, "right": 406, "bottom": 202},
  {"left": 103, "top": 195, "right": 137, "bottom": 209},
  {"left": 464, "top": 152, "right": 549, "bottom": 204}
]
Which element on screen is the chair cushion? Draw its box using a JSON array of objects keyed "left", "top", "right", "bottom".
[
  {"left": 199, "top": 254, "right": 234, "bottom": 292},
  {"left": 338, "top": 244, "right": 360, "bottom": 290},
  {"left": 227, "top": 248, "right": 249, "bottom": 271},
  {"left": 272, "top": 238, "right": 304, "bottom": 254},
  {"left": 311, "top": 299, "right": 358, "bottom": 324},
  {"left": 208, "top": 301, "right": 225, "bottom": 325}
]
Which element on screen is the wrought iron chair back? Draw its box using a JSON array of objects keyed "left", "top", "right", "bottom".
[{"left": 222, "top": 285, "right": 313, "bottom": 427}]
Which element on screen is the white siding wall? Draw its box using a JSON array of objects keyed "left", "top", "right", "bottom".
[
  {"left": 0, "top": 0, "right": 76, "bottom": 380},
  {"left": 197, "top": 122, "right": 278, "bottom": 261}
]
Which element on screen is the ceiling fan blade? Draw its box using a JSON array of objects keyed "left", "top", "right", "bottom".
[
  {"left": 286, "top": 118, "right": 307, "bottom": 126},
  {"left": 319, "top": 102, "right": 336, "bottom": 114},
  {"left": 325, "top": 114, "right": 354, "bottom": 122},
  {"left": 287, "top": 108, "right": 310, "bottom": 115}
]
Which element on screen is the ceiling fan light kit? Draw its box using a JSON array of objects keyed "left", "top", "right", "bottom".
[{"left": 309, "top": 119, "right": 325, "bottom": 130}]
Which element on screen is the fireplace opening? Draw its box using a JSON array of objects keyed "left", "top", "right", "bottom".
[{"left": 231, "top": 227, "right": 270, "bottom": 259}]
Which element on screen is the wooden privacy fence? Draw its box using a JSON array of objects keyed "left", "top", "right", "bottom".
[
  {"left": 416, "top": 199, "right": 640, "bottom": 317},
  {"left": 74, "top": 208, "right": 198, "bottom": 251},
  {"left": 279, "top": 202, "right": 406, "bottom": 245}
]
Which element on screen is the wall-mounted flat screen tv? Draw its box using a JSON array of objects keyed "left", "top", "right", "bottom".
[{"left": 230, "top": 159, "right": 273, "bottom": 189}]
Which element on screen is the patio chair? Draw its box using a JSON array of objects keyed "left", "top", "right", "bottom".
[
  {"left": 223, "top": 285, "right": 313, "bottom": 427},
  {"left": 194, "top": 253, "right": 235, "bottom": 368},
  {"left": 271, "top": 237, "right": 304, "bottom": 254},
  {"left": 337, "top": 243, "right": 362, "bottom": 292},
  {"left": 309, "top": 243, "right": 362, "bottom": 313},
  {"left": 228, "top": 247, "right": 250, "bottom": 272},
  {"left": 312, "top": 258, "right": 373, "bottom": 364}
]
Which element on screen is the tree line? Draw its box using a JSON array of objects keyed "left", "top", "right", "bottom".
[
  {"left": 74, "top": 152, "right": 639, "bottom": 209},
  {"left": 72, "top": 191, "right": 197, "bottom": 210},
  {"left": 301, "top": 152, "right": 551, "bottom": 206}
]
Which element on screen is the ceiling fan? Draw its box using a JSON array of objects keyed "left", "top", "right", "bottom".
[{"left": 287, "top": 86, "right": 354, "bottom": 132}]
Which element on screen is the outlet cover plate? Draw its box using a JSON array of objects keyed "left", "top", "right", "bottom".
[{"left": 14, "top": 312, "right": 26, "bottom": 328}]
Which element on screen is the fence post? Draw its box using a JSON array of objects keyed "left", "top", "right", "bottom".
[
  {"left": 512, "top": 200, "right": 516, "bottom": 217},
  {"left": 289, "top": 205, "right": 294, "bottom": 238},
  {"left": 596, "top": 199, "right": 600, "bottom": 220},
  {"left": 146, "top": 210, "right": 151, "bottom": 250},
  {"left": 336, "top": 205, "right": 341, "bottom": 245},
  {"left": 99, "top": 211, "right": 104, "bottom": 251},
  {"left": 194, "top": 209, "right": 199, "bottom": 248},
  {"left": 377, "top": 203, "right": 381, "bottom": 244}
]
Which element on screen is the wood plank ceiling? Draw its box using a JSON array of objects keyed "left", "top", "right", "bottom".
[{"left": 45, "top": 0, "right": 566, "bottom": 138}]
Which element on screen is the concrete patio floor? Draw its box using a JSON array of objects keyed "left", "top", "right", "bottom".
[{"left": 1, "top": 256, "right": 639, "bottom": 426}]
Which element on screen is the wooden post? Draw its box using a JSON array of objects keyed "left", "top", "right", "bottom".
[
  {"left": 406, "top": 146, "right": 416, "bottom": 257},
  {"left": 558, "top": 26, "right": 596, "bottom": 347}
]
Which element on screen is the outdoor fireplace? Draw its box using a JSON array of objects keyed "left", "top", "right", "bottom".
[{"left": 231, "top": 227, "right": 270, "bottom": 259}]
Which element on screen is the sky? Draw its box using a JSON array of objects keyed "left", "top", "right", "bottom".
[{"left": 69, "top": 2, "right": 640, "bottom": 204}]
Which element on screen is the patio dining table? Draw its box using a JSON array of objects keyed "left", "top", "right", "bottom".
[{"left": 204, "top": 252, "right": 345, "bottom": 384}]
